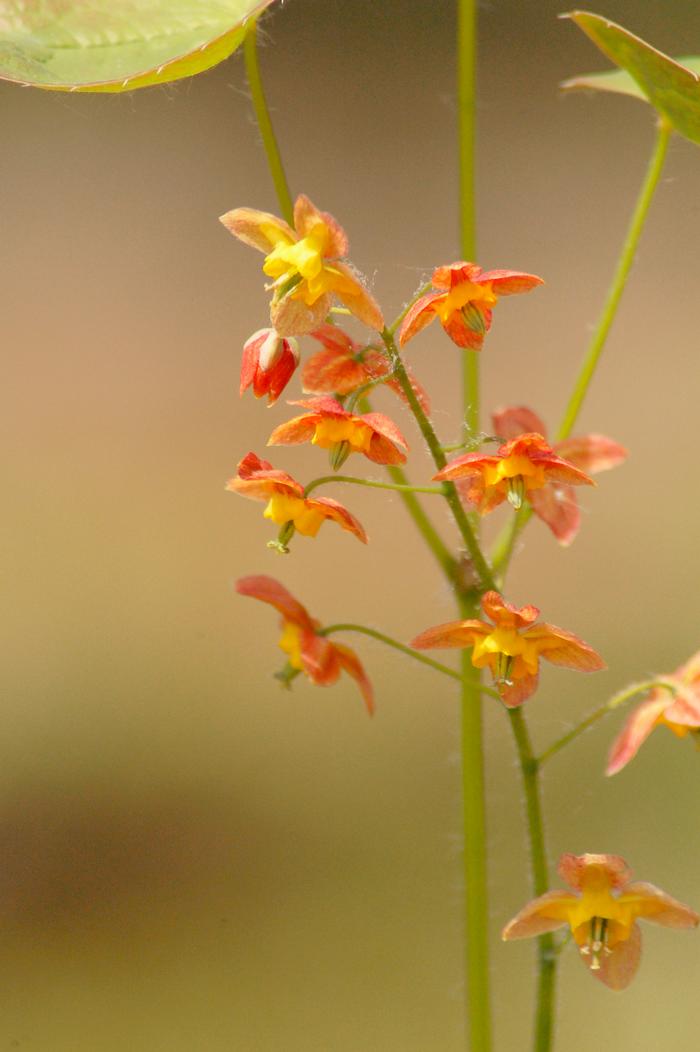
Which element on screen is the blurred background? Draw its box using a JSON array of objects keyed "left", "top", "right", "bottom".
[{"left": 3, "top": 0, "right": 700, "bottom": 1048}]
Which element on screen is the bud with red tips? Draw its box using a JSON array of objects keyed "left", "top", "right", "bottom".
[{"left": 240, "top": 328, "right": 300, "bottom": 406}]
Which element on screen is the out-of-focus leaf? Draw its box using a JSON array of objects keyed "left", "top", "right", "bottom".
[
  {"left": 563, "top": 57, "right": 700, "bottom": 102},
  {"left": 561, "top": 10, "right": 700, "bottom": 144},
  {"left": 0, "top": 0, "right": 275, "bottom": 93}
]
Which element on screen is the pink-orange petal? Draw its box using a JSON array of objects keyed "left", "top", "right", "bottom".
[
  {"left": 433, "top": 452, "right": 500, "bottom": 483},
  {"left": 554, "top": 434, "right": 628, "bottom": 475},
  {"left": 589, "top": 921, "right": 641, "bottom": 990},
  {"left": 219, "top": 206, "right": 295, "bottom": 253},
  {"left": 442, "top": 306, "right": 491, "bottom": 350},
  {"left": 332, "top": 261, "right": 384, "bottom": 331},
  {"left": 271, "top": 290, "right": 333, "bottom": 337},
  {"left": 499, "top": 671, "right": 540, "bottom": 708},
  {"left": 290, "top": 396, "right": 348, "bottom": 416},
  {"left": 502, "top": 890, "right": 577, "bottom": 940},
  {"left": 606, "top": 696, "right": 670, "bottom": 776},
  {"left": 620, "top": 882, "right": 700, "bottom": 929},
  {"left": 411, "top": 620, "right": 490, "bottom": 651},
  {"left": 301, "top": 631, "right": 343, "bottom": 686},
  {"left": 492, "top": 405, "right": 548, "bottom": 442},
  {"left": 431, "top": 262, "right": 482, "bottom": 291},
  {"left": 362, "top": 412, "right": 409, "bottom": 454},
  {"left": 311, "top": 497, "right": 368, "bottom": 543},
  {"left": 334, "top": 643, "right": 375, "bottom": 716},
  {"left": 398, "top": 293, "right": 443, "bottom": 346},
  {"left": 536, "top": 452, "right": 595, "bottom": 488},
  {"left": 481, "top": 591, "right": 540, "bottom": 629},
  {"left": 529, "top": 484, "right": 581, "bottom": 546},
  {"left": 524, "top": 623, "right": 605, "bottom": 672},
  {"left": 235, "top": 575, "right": 316, "bottom": 633},
  {"left": 479, "top": 269, "right": 544, "bottom": 295},
  {"left": 302, "top": 347, "right": 369, "bottom": 395},
  {"left": 267, "top": 413, "right": 320, "bottom": 447},
  {"left": 558, "top": 853, "right": 631, "bottom": 891},
  {"left": 293, "top": 194, "right": 348, "bottom": 257}
]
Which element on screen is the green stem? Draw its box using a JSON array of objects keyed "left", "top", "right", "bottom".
[
  {"left": 304, "top": 475, "right": 444, "bottom": 497},
  {"left": 389, "top": 281, "right": 433, "bottom": 336},
  {"left": 458, "top": 0, "right": 478, "bottom": 443},
  {"left": 538, "top": 678, "right": 677, "bottom": 767},
  {"left": 556, "top": 120, "right": 671, "bottom": 442},
  {"left": 243, "top": 21, "right": 294, "bottom": 225},
  {"left": 458, "top": 594, "right": 491, "bottom": 1052},
  {"left": 321, "top": 623, "right": 501, "bottom": 698},
  {"left": 491, "top": 505, "right": 530, "bottom": 582},
  {"left": 508, "top": 709, "right": 556, "bottom": 1052},
  {"left": 379, "top": 328, "right": 496, "bottom": 592}
]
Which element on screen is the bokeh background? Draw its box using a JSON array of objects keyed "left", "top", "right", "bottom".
[{"left": 4, "top": 0, "right": 700, "bottom": 1048}]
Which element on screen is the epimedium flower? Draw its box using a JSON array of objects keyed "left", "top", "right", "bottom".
[
  {"left": 302, "top": 323, "right": 430, "bottom": 413},
  {"left": 434, "top": 433, "right": 595, "bottom": 516},
  {"left": 240, "top": 327, "right": 299, "bottom": 406},
  {"left": 398, "top": 261, "right": 543, "bottom": 351},
  {"left": 267, "top": 396, "right": 408, "bottom": 470},
  {"left": 502, "top": 853, "right": 699, "bottom": 990},
  {"left": 411, "top": 591, "right": 604, "bottom": 707},
  {"left": 226, "top": 451, "right": 368, "bottom": 549},
  {"left": 220, "top": 194, "right": 384, "bottom": 337},
  {"left": 492, "top": 405, "right": 627, "bottom": 544},
  {"left": 607, "top": 651, "right": 700, "bottom": 775},
  {"left": 236, "top": 574, "right": 374, "bottom": 714}
]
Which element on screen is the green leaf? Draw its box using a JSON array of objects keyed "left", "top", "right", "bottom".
[
  {"left": 561, "top": 10, "right": 700, "bottom": 144},
  {"left": 0, "top": 0, "right": 276, "bottom": 93}
]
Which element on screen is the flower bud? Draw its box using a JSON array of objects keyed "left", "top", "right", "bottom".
[{"left": 240, "top": 328, "right": 300, "bottom": 406}]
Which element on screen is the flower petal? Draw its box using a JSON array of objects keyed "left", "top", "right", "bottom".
[
  {"left": 502, "top": 890, "right": 577, "bottom": 940},
  {"left": 442, "top": 305, "right": 491, "bottom": 350},
  {"left": 588, "top": 921, "right": 641, "bottom": 990},
  {"left": 332, "top": 261, "right": 384, "bottom": 331},
  {"left": 619, "top": 883, "right": 700, "bottom": 929},
  {"left": 499, "top": 671, "right": 539, "bottom": 707},
  {"left": 310, "top": 497, "right": 368, "bottom": 543},
  {"left": 219, "top": 206, "right": 295, "bottom": 253},
  {"left": 267, "top": 413, "right": 319, "bottom": 447},
  {"left": 271, "top": 290, "right": 333, "bottom": 337},
  {"left": 431, "top": 262, "right": 482, "bottom": 290},
  {"left": 302, "top": 347, "right": 369, "bottom": 395},
  {"left": 479, "top": 269, "right": 544, "bottom": 295},
  {"left": 361, "top": 412, "right": 409, "bottom": 464},
  {"left": 606, "top": 696, "right": 670, "bottom": 775},
  {"left": 226, "top": 452, "right": 302, "bottom": 502},
  {"left": 558, "top": 853, "right": 631, "bottom": 891},
  {"left": 524, "top": 623, "right": 606, "bottom": 671},
  {"left": 434, "top": 452, "right": 500, "bottom": 482},
  {"left": 411, "top": 620, "right": 490, "bottom": 650},
  {"left": 492, "top": 405, "right": 548, "bottom": 441},
  {"left": 529, "top": 484, "right": 581, "bottom": 546},
  {"left": 301, "top": 632, "right": 343, "bottom": 685},
  {"left": 334, "top": 643, "right": 375, "bottom": 715},
  {"left": 481, "top": 591, "right": 540, "bottom": 629},
  {"left": 235, "top": 575, "right": 317, "bottom": 632},
  {"left": 554, "top": 434, "right": 628, "bottom": 474},
  {"left": 398, "top": 292, "right": 443, "bottom": 346},
  {"left": 293, "top": 194, "right": 348, "bottom": 257}
]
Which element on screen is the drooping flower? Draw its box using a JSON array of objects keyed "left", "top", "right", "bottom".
[
  {"left": 240, "top": 328, "right": 300, "bottom": 406},
  {"left": 434, "top": 433, "right": 594, "bottom": 517},
  {"left": 236, "top": 575, "right": 374, "bottom": 714},
  {"left": 502, "top": 853, "right": 698, "bottom": 989},
  {"left": 268, "top": 396, "right": 408, "bottom": 469},
  {"left": 398, "top": 261, "right": 543, "bottom": 350},
  {"left": 607, "top": 651, "right": 700, "bottom": 775},
  {"left": 220, "top": 195, "right": 383, "bottom": 336},
  {"left": 411, "top": 591, "right": 604, "bottom": 707},
  {"left": 492, "top": 405, "right": 627, "bottom": 544},
  {"left": 226, "top": 452, "right": 367, "bottom": 546},
  {"left": 302, "top": 323, "right": 430, "bottom": 413}
]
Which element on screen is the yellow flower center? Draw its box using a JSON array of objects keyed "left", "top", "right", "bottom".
[
  {"left": 566, "top": 868, "right": 636, "bottom": 958},
  {"left": 470, "top": 626, "right": 540, "bottom": 677},
  {"left": 436, "top": 279, "right": 498, "bottom": 323},
  {"left": 312, "top": 417, "right": 373, "bottom": 455},
  {"left": 263, "top": 494, "right": 326, "bottom": 538},
  {"left": 278, "top": 621, "right": 304, "bottom": 670},
  {"left": 483, "top": 454, "right": 547, "bottom": 491}
]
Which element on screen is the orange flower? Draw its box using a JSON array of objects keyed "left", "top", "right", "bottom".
[
  {"left": 220, "top": 194, "right": 383, "bottom": 337},
  {"left": 399, "top": 261, "right": 543, "bottom": 350},
  {"left": 240, "top": 328, "right": 299, "bottom": 406},
  {"left": 267, "top": 396, "right": 408, "bottom": 469},
  {"left": 226, "top": 452, "right": 367, "bottom": 546},
  {"left": 236, "top": 575, "right": 374, "bottom": 714},
  {"left": 607, "top": 651, "right": 700, "bottom": 775},
  {"left": 302, "top": 323, "right": 430, "bottom": 413},
  {"left": 503, "top": 853, "right": 698, "bottom": 989},
  {"left": 434, "top": 433, "right": 594, "bottom": 516},
  {"left": 411, "top": 591, "right": 604, "bottom": 707},
  {"left": 492, "top": 405, "right": 627, "bottom": 544}
]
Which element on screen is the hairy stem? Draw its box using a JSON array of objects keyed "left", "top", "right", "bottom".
[
  {"left": 508, "top": 709, "right": 556, "bottom": 1052},
  {"left": 243, "top": 21, "right": 294, "bottom": 224},
  {"left": 304, "top": 475, "right": 445, "bottom": 497}
]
